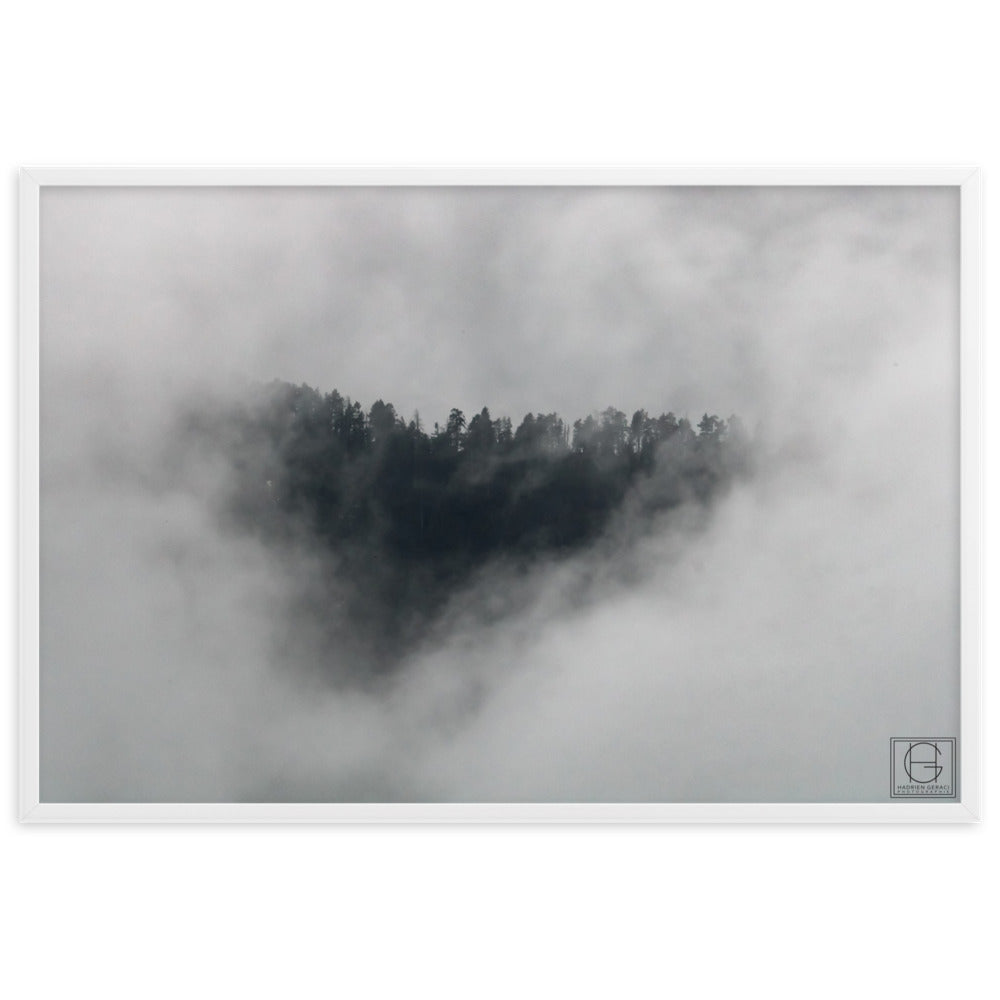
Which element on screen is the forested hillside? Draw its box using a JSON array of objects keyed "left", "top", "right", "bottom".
[{"left": 185, "top": 380, "right": 752, "bottom": 677}]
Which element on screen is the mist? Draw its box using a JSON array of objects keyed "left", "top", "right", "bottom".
[{"left": 38, "top": 185, "right": 959, "bottom": 802}]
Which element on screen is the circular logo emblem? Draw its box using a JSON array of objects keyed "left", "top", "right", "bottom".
[{"left": 903, "top": 742, "right": 943, "bottom": 783}]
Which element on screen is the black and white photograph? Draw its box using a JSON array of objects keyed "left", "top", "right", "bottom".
[
  {"left": 28, "top": 175, "right": 973, "bottom": 813},
  {"left": 7, "top": 7, "right": 999, "bottom": 997}
]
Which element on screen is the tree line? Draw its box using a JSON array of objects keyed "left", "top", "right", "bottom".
[
  {"left": 189, "top": 380, "right": 751, "bottom": 672},
  {"left": 216, "top": 380, "right": 748, "bottom": 559}
]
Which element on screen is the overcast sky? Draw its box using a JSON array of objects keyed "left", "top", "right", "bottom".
[
  {"left": 41, "top": 185, "right": 955, "bottom": 429},
  {"left": 38, "top": 184, "right": 960, "bottom": 803}
]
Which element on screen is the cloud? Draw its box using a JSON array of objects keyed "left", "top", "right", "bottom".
[{"left": 38, "top": 184, "right": 959, "bottom": 802}]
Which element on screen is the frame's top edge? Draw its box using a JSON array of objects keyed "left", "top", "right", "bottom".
[{"left": 18, "top": 165, "right": 979, "bottom": 187}]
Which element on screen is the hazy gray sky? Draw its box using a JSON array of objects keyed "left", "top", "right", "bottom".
[
  {"left": 38, "top": 184, "right": 960, "bottom": 803},
  {"left": 40, "top": 185, "right": 955, "bottom": 429}
]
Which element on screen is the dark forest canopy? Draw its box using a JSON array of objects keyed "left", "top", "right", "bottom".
[{"left": 185, "top": 380, "right": 752, "bottom": 679}]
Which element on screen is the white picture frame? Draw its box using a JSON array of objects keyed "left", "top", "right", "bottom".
[{"left": 19, "top": 166, "right": 982, "bottom": 823}]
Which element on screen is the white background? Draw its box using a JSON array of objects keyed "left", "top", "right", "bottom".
[{"left": 1, "top": 3, "right": 995, "bottom": 997}]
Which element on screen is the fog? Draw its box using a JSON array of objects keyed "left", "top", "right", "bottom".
[{"left": 39, "top": 185, "right": 959, "bottom": 802}]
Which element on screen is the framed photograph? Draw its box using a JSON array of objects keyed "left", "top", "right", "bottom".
[{"left": 19, "top": 167, "right": 981, "bottom": 822}]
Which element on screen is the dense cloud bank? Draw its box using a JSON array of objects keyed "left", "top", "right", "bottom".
[{"left": 39, "top": 186, "right": 959, "bottom": 802}]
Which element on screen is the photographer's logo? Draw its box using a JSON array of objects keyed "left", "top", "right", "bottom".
[{"left": 891, "top": 738, "right": 956, "bottom": 798}]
